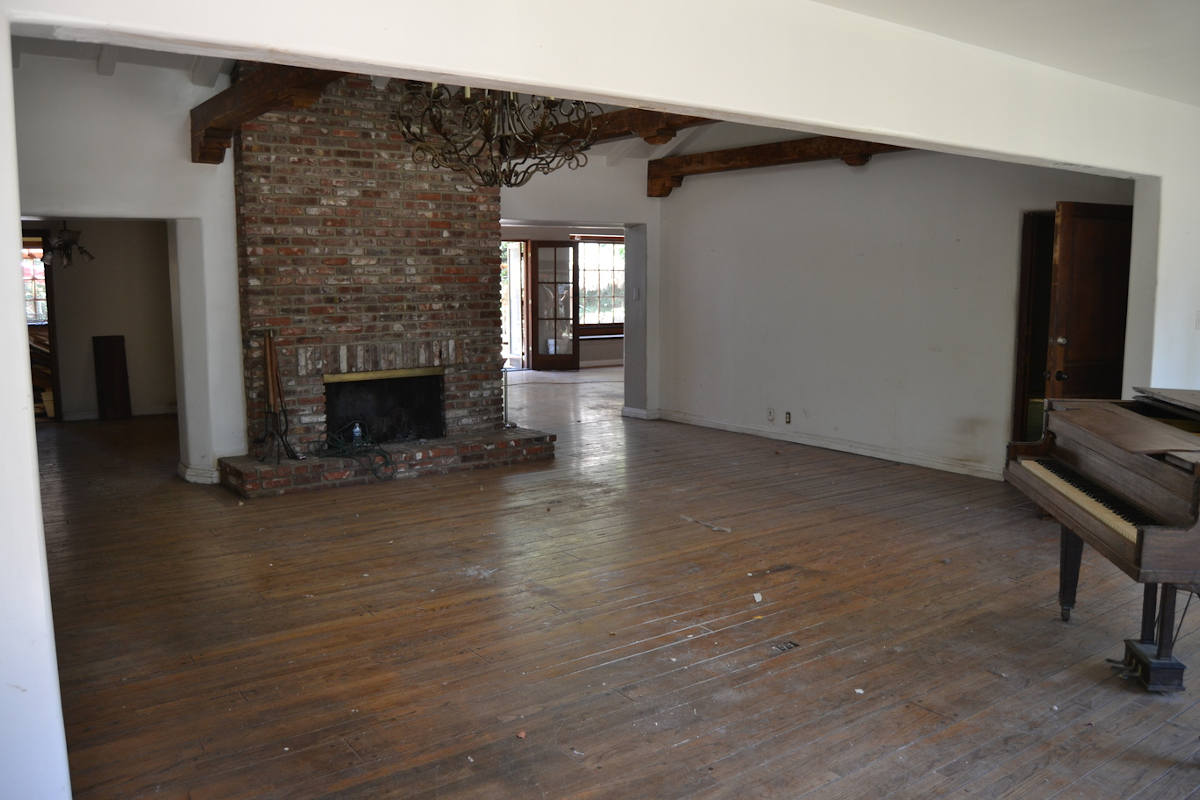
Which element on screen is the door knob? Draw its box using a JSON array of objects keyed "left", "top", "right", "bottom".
[
  {"left": 1055, "top": 370, "right": 1069, "bottom": 381},
  {"left": 1056, "top": 336, "right": 1068, "bottom": 345}
]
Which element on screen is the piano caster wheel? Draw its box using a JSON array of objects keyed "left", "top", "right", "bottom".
[{"left": 1061, "top": 606, "right": 1072, "bottom": 622}]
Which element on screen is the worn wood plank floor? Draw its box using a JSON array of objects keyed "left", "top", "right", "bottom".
[{"left": 39, "top": 368, "right": 1200, "bottom": 798}]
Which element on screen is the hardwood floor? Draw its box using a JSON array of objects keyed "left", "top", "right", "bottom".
[{"left": 39, "top": 369, "right": 1200, "bottom": 798}]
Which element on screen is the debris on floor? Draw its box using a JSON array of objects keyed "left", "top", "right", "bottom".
[
  {"left": 680, "top": 514, "right": 732, "bottom": 533},
  {"left": 516, "top": 730, "right": 527, "bottom": 739},
  {"left": 753, "top": 592, "right": 763, "bottom": 603},
  {"left": 854, "top": 688, "right": 864, "bottom": 695}
]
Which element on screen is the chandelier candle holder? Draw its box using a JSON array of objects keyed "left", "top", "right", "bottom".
[{"left": 395, "top": 81, "right": 602, "bottom": 188}]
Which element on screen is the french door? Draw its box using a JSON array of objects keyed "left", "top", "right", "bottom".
[{"left": 528, "top": 241, "right": 579, "bottom": 370}]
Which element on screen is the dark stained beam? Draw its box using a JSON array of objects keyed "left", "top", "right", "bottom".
[
  {"left": 504, "top": 108, "right": 715, "bottom": 161},
  {"left": 587, "top": 109, "right": 715, "bottom": 145},
  {"left": 646, "top": 135, "right": 909, "bottom": 197},
  {"left": 190, "top": 64, "right": 344, "bottom": 164}
]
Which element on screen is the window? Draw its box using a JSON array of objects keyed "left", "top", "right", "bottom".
[
  {"left": 577, "top": 239, "right": 624, "bottom": 335},
  {"left": 21, "top": 242, "right": 47, "bottom": 324}
]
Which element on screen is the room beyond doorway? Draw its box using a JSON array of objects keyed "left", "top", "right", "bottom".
[
  {"left": 504, "top": 366, "right": 624, "bottom": 435},
  {"left": 501, "top": 226, "right": 627, "bottom": 373}
]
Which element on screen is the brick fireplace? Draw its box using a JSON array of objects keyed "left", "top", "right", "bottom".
[{"left": 217, "top": 74, "right": 553, "bottom": 497}]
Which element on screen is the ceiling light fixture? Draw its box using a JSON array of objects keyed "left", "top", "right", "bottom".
[
  {"left": 395, "top": 81, "right": 601, "bottom": 188},
  {"left": 44, "top": 221, "right": 95, "bottom": 268}
]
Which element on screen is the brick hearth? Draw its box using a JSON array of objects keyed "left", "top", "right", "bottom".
[{"left": 219, "top": 427, "right": 554, "bottom": 498}]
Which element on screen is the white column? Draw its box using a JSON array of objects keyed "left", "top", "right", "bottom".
[{"left": 0, "top": 24, "right": 72, "bottom": 800}]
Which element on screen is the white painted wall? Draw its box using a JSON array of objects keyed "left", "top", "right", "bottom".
[
  {"left": 1, "top": 1, "right": 1199, "bottom": 795},
  {"left": 50, "top": 219, "right": 176, "bottom": 419},
  {"left": 508, "top": 139, "right": 1134, "bottom": 477},
  {"left": 13, "top": 52, "right": 244, "bottom": 479},
  {"left": 657, "top": 151, "right": 1133, "bottom": 477}
]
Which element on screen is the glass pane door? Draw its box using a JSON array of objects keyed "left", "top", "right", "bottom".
[{"left": 528, "top": 242, "right": 579, "bottom": 370}]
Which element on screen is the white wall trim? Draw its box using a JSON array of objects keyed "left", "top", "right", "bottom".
[
  {"left": 621, "top": 406, "right": 661, "bottom": 420},
  {"left": 178, "top": 462, "right": 220, "bottom": 484},
  {"left": 656, "top": 408, "right": 1004, "bottom": 481}
]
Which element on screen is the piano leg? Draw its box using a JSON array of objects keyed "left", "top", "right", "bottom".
[
  {"left": 1123, "top": 583, "right": 1186, "bottom": 692},
  {"left": 1140, "top": 583, "right": 1158, "bottom": 645},
  {"left": 1157, "top": 585, "right": 1178, "bottom": 661},
  {"left": 1058, "top": 526, "right": 1083, "bottom": 622}
]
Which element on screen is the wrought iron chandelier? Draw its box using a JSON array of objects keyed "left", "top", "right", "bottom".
[
  {"left": 395, "top": 81, "right": 602, "bottom": 188},
  {"left": 44, "top": 221, "right": 95, "bottom": 268}
]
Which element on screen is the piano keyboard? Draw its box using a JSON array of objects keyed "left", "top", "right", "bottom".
[{"left": 1016, "top": 458, "right": 1151, "bottom": 544}]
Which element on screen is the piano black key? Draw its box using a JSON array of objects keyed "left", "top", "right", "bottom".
[{"left": 1029, "top": 457, "right": 1158, "bottom": 529}]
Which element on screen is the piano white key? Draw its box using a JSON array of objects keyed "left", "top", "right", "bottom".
[{"left": 1017, "top": 458, "right": 1139, "bottom": 544}]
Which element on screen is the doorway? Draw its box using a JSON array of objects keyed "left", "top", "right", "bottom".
[
  {"left": 500, "top": 241, "right": 526, "bottom": 369},
  {"left": 527, "top": 240, "right": 580, "bottom": 371},
  {"left": 1011, "top": 201, "right": 1134, "bottom": 440}
]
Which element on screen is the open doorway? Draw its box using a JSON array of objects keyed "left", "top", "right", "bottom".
[
  {"left": 1011, "top": 202, "right": 1134, "bottom": 440},
  {"left": 32, "top": 219, "right": 178, "bottom": 423},
  {"left": 501, "top": 226, "right": 627, "bottom": 373},
  {"left": 500, "top": 241, "right": 526, "bottom": 369}
]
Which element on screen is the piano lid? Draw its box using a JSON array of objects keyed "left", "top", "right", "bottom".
[
  {"left": 1134, "top": 387, "right": 1200, "bottom": 418},
  {"left": 1052, "top": 401, "right": 1200, "bottom": 454}
]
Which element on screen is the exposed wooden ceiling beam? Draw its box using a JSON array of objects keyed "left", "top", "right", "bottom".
[
  {"left": 646, "top": 135, "right": 910, "bottom": 197},
  {"left": 502, "top": 107, "right": 715, "bottom": 162},
  {"left": 190, "top": 64, "right": 344, "bottom": 164},
  {"left": 587, "top": 109, "right": 714, "bottom": 146}
]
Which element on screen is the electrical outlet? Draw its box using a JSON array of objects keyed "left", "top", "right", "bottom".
[
  {"left": 785, "top": 411, "right": 791, "bottom": 424},
  {"left": 767, "top": 407, "right": 775, "bottom": 423}
]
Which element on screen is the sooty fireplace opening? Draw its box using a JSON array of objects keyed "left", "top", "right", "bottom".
[{"left": 324, "top": 373, "right": 445, "bottom": 445}]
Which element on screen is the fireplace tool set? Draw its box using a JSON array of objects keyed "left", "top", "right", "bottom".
[{"left": 256, "top": 331, "right": 302, "bottom": 463}]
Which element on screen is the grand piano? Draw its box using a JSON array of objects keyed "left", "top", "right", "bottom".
[{"left": 1006, "top": 387, "right": 1200, "bottom": 692}]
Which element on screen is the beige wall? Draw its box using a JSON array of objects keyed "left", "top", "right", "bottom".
[{"left": 49, "top": 219, "right": 175, "bottom": 419}]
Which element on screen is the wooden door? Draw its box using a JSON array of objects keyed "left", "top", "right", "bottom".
[
  {"left": 1044, "top": 202, "right": 1133, "bottom": 400},
  {"left": 93, "top": 335, "right": 132, "bottom": 419},
  {"left": 528, "top": 241, "right": 579, "bottom": 370},
  {"left": 1010, "top": 211, "right": 1056, "bottom": 439}
]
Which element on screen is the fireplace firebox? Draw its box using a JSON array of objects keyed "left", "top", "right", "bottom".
[{"left": 324, "top": 369, "right": 445, "bottom": 445}]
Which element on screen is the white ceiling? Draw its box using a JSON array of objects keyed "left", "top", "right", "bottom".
[
  {"left": 15, "top": 4, "right": 1199, "bottom": 107},
  {"left": 813, "top": 0, "right": 1200, "bottom": 107}
]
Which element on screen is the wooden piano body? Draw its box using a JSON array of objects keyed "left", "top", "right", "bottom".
[{"left": 1005, "top": 388, "right": 1200, "bottom": 692}]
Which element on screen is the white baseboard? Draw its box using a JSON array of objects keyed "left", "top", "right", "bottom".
[
  {"left": 621, "top": 406, "right": 662, "bottom": 420},
  {"left": 178, "top": 462, "right": 220, "bottom": 484},
  {"left": 656, "top": 408, "right": 1003, "bottom": 480}
]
